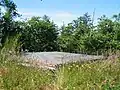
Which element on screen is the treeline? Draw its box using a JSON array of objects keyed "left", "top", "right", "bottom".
[{"left": 0, "top": 0, "right": 120, "bottom": 55}]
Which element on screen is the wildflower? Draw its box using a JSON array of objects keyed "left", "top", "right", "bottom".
[
  {"left": 76, "top": 65, "right": 79, "bottom": 68},
  {"left": 88, "top": 66, "right": 91, "bottom": 69},
  {"left": 73, "top": 64, "right": 76, "bottom": 66},
  {"left": 73, "top": 87, "right": 75, "bottom": 89},
  {"left": 68, "top": 67, "right": 71, "bottom": 70},
  {"left": 102, "top": 80, "right": 107, "bottom": 84},
  {"left": 81, "top": 65, "right": 84, "bottom": 68}
]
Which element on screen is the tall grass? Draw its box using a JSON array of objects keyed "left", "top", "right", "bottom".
[
  {"left": 0, "top": 35, "right": 55, "bottom": 90},
  {"left": 0, "top": 36, "right": 120, "bottom": 90},
  {"left": 55, "top": 60, "right": 120, "bottom": 90}
]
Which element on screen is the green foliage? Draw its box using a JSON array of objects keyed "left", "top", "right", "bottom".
[
  {"left": 59, "top": 13, "right": 93, "bottom": 53},
  {"left": 1, "top": 0, "right": 120, "bottom": 90},
  {"left": 55, "top": 60, "right": 120, "bottom": 90},
  {"left": 1, "top": 52, "right": 120, "bottom": 89},
  {"left": 58, "top": 13, "right": 120, "bottom": 54},
  {"left": 0, "top": 0, "right": 19, "bottom": 45},
  {"left": 1, "top": 0, "right": 120, "bottom": 54},
  {"left": 20, "top": 16, "right": 59, "bottom": 52},
  {"left": 0, "top": 35, "right": 21, "bottom": 54}
]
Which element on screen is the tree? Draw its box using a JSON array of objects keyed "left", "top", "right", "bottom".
[
  {"left": 20, "top": 16, "right": 59, "bottom": 52},
  {"left": 97, "top": 15, "right": 114, "bottom": 34},
  {"left": 0, "top": 0, "right": 19, "bottom": 46},
  {"left": 73, "top": 13, "right": 92, "bottom": 36},
  {"left": 58, "top": 13, "right": 93, "bottom": 53},
  {"left": 58, "top": 24, "right": 75, "bottom": 52},
  {"left": 113, "top": 13, "right": 120, "bottom": 22}
]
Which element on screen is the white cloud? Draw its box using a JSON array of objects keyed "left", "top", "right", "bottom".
[
  {"left": 52, "top": 11, "right": 77, "bottom": 26},
  {"left": 18, "top": 9, "right": 78, "bottom": 27}
]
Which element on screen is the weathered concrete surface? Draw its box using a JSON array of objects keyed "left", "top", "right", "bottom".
[{"left": 22, "top": 52, "right": 104, "bottom": 67}]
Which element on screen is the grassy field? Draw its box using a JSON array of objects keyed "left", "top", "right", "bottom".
[
  {"left": 0, "top": 53, "right": 120, "bottom": 90},
  {"left": 0, "top": 37, "right": 120, "bottom": 90}
]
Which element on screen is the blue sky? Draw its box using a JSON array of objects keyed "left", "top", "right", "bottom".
[{"left": 13, "top": 0, "right": 120, "bottom": 26}]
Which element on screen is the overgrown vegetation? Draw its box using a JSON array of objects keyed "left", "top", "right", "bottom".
[
  {"left": 0, "top": 0, "right": 120, "bottom": 90},
  {"left": 1, "top": 0, "right": 120, "bottom": 54},
  {"left": 1, "top": 47, "right": 120, "bottom": 90},
  {"left": 0, "top": 35, "right": 119, "bottom": 90}
]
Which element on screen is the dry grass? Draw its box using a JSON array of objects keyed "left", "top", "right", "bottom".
[
  {"left": 1, "top": 36, "right": 120, "bottom": 90},
  {"left": 1, "top": 54, "right": 120, "bottom": 90}
]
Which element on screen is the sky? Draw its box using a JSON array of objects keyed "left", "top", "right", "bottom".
[{"left": 13, "top": 0, "right": 120, "bottom": 26}]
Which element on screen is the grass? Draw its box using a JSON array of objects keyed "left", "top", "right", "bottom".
[
  {"left": 56, "top": 60, "right": 120, "bottom": 90},
  {"left": 1, "top": 36, "right": 120, "bottom": 90},
  {"left": 0, "top": 61, "right": 54, "bottom": 90},
  {"left": 1, "top": 55, "right": 120, "bottom": 90}
]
